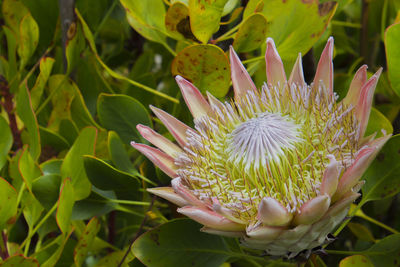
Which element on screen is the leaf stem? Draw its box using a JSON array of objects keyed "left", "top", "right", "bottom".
[
  {"left": 331, "top": 20, "right": 362, "bottom": 28},
  {"left": 93, "top": 0, "right": 119, "bottom": 40},
  {"left": 214, "top": 23, "right": 241, "bottom": 43},
  {"left": 20, "top": 202, "right": 58, "bottom": 249},
  {"left": 357, "top": 211, "right": 399, "bottom": 234},
  {"left": 324, "top": 249, "right": 360, "bottom": 255}
]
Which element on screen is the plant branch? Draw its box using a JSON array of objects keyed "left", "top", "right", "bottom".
[
  {"left": 0, "top": 75, "right": 22, "bottom": 151},
  {"left": 117, "top": 196, "right": 155, "bottom": 267}
]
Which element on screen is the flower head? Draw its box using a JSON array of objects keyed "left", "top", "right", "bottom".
[{"left": 132, "top": 37, "right": 390, "bottom": 257}]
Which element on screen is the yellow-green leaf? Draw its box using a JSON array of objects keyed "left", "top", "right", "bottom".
[
  {"left": 74, "top": 217, "right": 101, "bottom": 266},
  {"left": 189, "top": 0, "right": 229, "bottom": 43},
  {"left": 56, "top": 178, "right": 75, "bottom": 233},
  {"left": 233, "top": 13, "right": 267, "bottom": 52},
  {"left": 18, "top": 12, "right": 39, "bottom": 69},
  {"left": 339, "top": 255, "right": 374, "bottom": 267},
  {"left": 60, "top": 127, "right": 97, "bottom": 200},
  {"left": 171, "top": 44, "right": 230, "bottom": 97},
  {"left": 385, "top": 22, "right": 400, "bottom": 97},
  {"left": 0, "top": 178, "right": 18, "bottom": 229}
]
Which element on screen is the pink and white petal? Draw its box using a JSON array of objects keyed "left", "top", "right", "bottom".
[
  {"left": 313, "top": 37, "right": 334, "bottom": 96},
  {"left": 171, "top": 177, "right": 208, "bottom": 208},
  {"left": 288, "top": 53, "right": 305, "bottom": 87},
  {"left": 320, "top": 155, "right": 341, "bottom": 197},
  {"left": 365, "top": 133, "right": 391, "bottom": 152},
  {"left": 229, "top": 46, "right": 257, "bottom": 99},
  {"left": 246, "top": 224, "right": 283, "bottom": 240},
  {"left": 206, "top": 92, "right": 225, "bottom": 112},
  {"left": 131, "top": 142, "right": 177, "bottom": 178},
  {"left": 212, "top": 202, "right": 247, "bottom": 224},
  {"left": 177, "top": 206, "right": 245, "bottom": 231},
  {"left": 343, "top": 65, "right": 368, "bottom": 106},
  {"left": 257, "top": 197, "right": 293, "bottom": 226},
  {"left": 147, "top": 187, "right": 189, "bottom": 207},
  {"left": 355, "top": 68, "right": 382, "bottom": 137},
  {"left": 136, "top": 124, "right": 182, "bottom": 157},
  {"left": 175, "top": 76, "right": 211, "bottom": 119},
  {"left": 324, "top": 192, "right": 360, "bottom": 219},
  {"left": 293, "top": 194, "right": 331, "bottom": 225},
  {"left": 201, "top": 227, "right": 245, "bottom": 237},
  {"left": 265, "top": 38, "right": 287, "bottom": 86},
  {"left": 150, "top": 105, "right": 194, "bottom": 147},
  {"left": 334, "top": 147, "right": 375, "bottom": 201}
]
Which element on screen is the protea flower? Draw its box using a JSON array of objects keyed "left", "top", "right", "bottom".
[{"left": 131, "top": 37, "right": 390, "bottom": 257}]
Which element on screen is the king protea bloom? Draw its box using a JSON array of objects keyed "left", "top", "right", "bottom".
[{"left": 131, "top": 37, "right": 390, "bottom": 257}]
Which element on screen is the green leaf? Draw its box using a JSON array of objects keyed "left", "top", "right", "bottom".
[
  {"left": 18, "top": 146, "right": 42, "bottom": 192},
  {"left": 83, "top": 155, "right": 140, "bottom": 200},
  {"left": 40, "top": 230, "right": 74, "bottom": 267},
  {"left": 0, "top": 178, "right": 18, "bottom": 229},
  {"left": 0, "top": 255, "right": 39, "bottom": 267},
  {"left": 347, "top": 222, "right": 375, "bottom": 243},
  {"left": 17, "top": 12, "right": 39, "bottom": 69},
  {"left": 65, "top": 18, "right": 86, "bottom": 74},
  {"left": 61, "top": 127, "right": 97, "bottom": 200},
  {"left": 339, "top": 255, "right": 374, "bottom": 267},
  {"left": 171, "top": 44, "right": 230, "bottom": 97},
  {"left": 362, "top": 234, "right": 400, "bottom": 266},
  {"left": 244, "top": 0, "right": 337, "bottom": 60},
  {"left": 132, "top": 219, "right": 232, "bottom": 267},
  {"left": 97, "top": 93, "right": 152, "bottom": 143},
  {"left": 362, "top": 135, "right": 400, "bottom": 203},
  {"left": 74, "top": 217, "right": 101, "bottom": 266},
  {"left": 16, "top": 85, "right": 41, "bottom": 161},
  {"left": 120, "top": 0, "right": 167, "bottom": 44},
  {"left": 165, "top": 2, "right": 191, "bottom": 41},
  {"left": 188, "top": 0, "right": 229, "bottom": 43},
  {"left": 95, "top": 251, "right": 134, "bottom": 267},
  {"left": 385, "top": 22, "right": 400, "bottom": 97},
  {"left": 2, "top": 0, "right": 29, "bottom": 34},
  {"left": 0, "top": 116, "right": 13, "bottom": 170},
  {"left": 32, "top": 174, "right": 62, "bottom": 210},
  {"left": 56, "top": 179, "right": 75, "bottom": 233},
  {"left": 31, "top": 57, "right": 55, "bottom": 110},
  {"left": 71, "top": 190, "right": 116, "bottom": 220},
  {"left": 22, "top": 192, "right": 43, "bottom": 230},
  {"left": 108, "top": 131, "right": 135, "bottom": 174},
  {"left": 365, "top": 107, "right": 393, "bottom": 138},
  {"left": 39, "top": 126, "right": 70, "bottom": 152},
  {"left": 233, "top": 13, "right": 267, "bottom": 52}
]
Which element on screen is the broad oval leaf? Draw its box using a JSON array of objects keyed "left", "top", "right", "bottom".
[
  {"left": 120, "top": 0, "right": 167, "bottom": 45},
  {"left": 385, "top": 22, "right": 400, "bottom": 97},
  {"left": 16, "top": 85, "right": 41, "bottom": 161},
  {"left": 243, "top": 0, "right": 337, "bottom": 60},
  {"left": 61, "top": 127, "right": 97, "bottom": 200},
  {"left": 83, "top": 155, "right": 140, "bottom": 200},
  {"left": 32, "top": 174, "right": 62, "bottom": 210},
  {"left": 0, "top": 254, "right": 39, "bottom": 267},
  {"left": 18, "top": 12, "right": 39, "bottom": 69},
  {"left": 189, "top": 0, "right": 229, "bottom": 43},
  {"left": 365, "top": 107, "right": 393, "bottom": 138},
  {"left": 165, "top": 2, "right": 192, "bottom": 41},
  {"left": 362, "top": 234, "right": 400, "bottom": 266},
  {"left": 171, "top": 44, "right": 230, "bottom": 97},
  {"left": 56, "top": 178, "right": 75, "bottom": 233},
  {"left": 233, "top": 13, "right": 267, "bottom": 52},
  {"left": 132, "top": 219, "right": 232, "bottom": 267},
  {"left": 74, "top": 217, "right": 101, "bottom": 266},
  {"left": 339, "top": 255, "right": 374, "bottom": 267},
  {"left": 0, "top": 116, "right": 13, "bottom": 170},
  {"left": 97, "top": 93, "right": 152, "bottom": 143},
  {"left": 362, "top": 135, "right": 400, "bottom": 202},
  {"left": 347, "top": 222, "right": 375, "bottom": 243},
  {"left": 0, "top": 177, "right": 18, "bottom": 229}
]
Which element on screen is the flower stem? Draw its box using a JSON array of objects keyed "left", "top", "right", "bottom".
[{"left": 356, "top": 210, "right": 399, "bottom": 234}]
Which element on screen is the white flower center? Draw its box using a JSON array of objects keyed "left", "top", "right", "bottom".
[{"left": 226, "top": 112, "right": 301, "bottom": 171}]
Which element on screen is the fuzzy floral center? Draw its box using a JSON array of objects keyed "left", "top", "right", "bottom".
[{"left": 226, "top": 112, "right": 301, "bottom": 172}]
